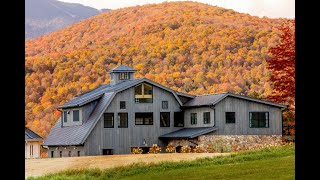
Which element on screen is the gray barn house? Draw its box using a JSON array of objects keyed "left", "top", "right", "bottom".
[{"left": 43, "top": 65, "right": 287, "bottom": 157}]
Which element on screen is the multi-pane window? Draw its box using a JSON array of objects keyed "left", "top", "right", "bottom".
[
  {"left": 203, "top": 112, "right": 210, "bottom": 124},
  {"left": 118, "top": 113, "right": 128, "bottom": 128},
  {"left": 174, "top": 112, "right": 184, "bottom": 127},
  {"left": 63, "top": 111, "right": 67, "bottom": 122},
  {"left": 226, "top": 112, "right": 235, "bottom": 123},
  {"left": 135, "top": 83, "right": 153, "bottom": 103},
  {"left": 191, "top": 113, "right": 197, "bottom": 125},
  {"left": 135, "top": 113, "right": 153, "bottom": 125},
  {"left": 162, "top": 101, "right": 168, "bottom": 109},
  {"left": 104, "top": 113, "right": 114, "bottom": 128},
  {"left": 73, "top": 110, "right": 79, "bottom": 122},
  {"left": 160, "top": 112, "right": 170, "bottom": 127},
  {"left": 119, "top": 72, "right": 129, "bottom": 80},
  {"left": 249, "top": 112, "right": 269, "bottom": 128},
  {"left": 120, "top": 101, "right": 126, "bottom": 109}
]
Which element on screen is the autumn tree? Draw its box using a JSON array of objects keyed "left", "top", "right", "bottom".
[{"left": 267, "top": 21, "right": 295, "bottom": 134}]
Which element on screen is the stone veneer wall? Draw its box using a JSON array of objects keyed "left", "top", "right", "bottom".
[{"left": 169, "top": 135, "right": 282, "bottom": 152}]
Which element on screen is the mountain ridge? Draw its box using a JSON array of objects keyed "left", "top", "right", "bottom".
[{"left": 25, "top": 0, "right": 111, "bottom": 39}]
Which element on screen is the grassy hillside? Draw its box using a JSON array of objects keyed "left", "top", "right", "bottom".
[
  {"left": 25, "top": 1, "right": 291, "bottom": 137},
  {"left": 27, "top": 144, "right": 295, "bottom": 179}
]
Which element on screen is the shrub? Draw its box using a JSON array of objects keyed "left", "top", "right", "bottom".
[
  {"left": 149, "top": 144, "right": 161, "bottom": 154},
  {"left": 132, "top": 147, "right": 143, "bottom": 154},
  {"left": 165, "top": 143, "right": 176, "bottom": 153},
  {"left": 180, "top": 145, "right": 191, "bottom": 153}
]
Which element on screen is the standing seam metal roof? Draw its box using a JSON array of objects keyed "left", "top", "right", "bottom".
[
  {"left": 43, "top": 92, "right": 114, "bottom": 146},
  {"left": 183, "top": 92, "right": 287, "bottom": 108},
  {"left": 159, "top": 127, "right": 218, "bottom": 139},
  {"left": 25, "top": 128, "right": 43, "bottom": 140}
]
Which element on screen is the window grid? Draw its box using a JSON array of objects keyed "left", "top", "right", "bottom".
[
  {"left": 104, "top": 113, "right": 114, "bottom": 128},
  {"left": 249, "top": 112, "right": 269, "bottom": 128},
  {"left": 203, "top": 112, "right": 210, "bottom": 124},
  {"left": 191, "top": 113, "right": 197, "bottom": 125},
  {"left": 162, "top": 101, "right": 168, "bottom": 109}
]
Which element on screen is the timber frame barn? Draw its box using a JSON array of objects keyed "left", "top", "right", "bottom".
[{"left": 43, "top": 65, "right": 287, "bottom": 157}]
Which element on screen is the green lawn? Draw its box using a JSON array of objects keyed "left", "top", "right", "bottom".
[{"left": 28, "top": 144, "right": 294, "bottom": 180}]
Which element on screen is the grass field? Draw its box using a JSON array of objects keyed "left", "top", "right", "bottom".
[{"left": 28, "top": 144, "right": 294, "bottom": 180}]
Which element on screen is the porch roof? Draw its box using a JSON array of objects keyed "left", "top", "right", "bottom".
[{"left": 159, "top": 127, "right": 217, "bottom": 139}]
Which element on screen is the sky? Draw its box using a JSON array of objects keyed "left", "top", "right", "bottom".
[{"left": 59, "top": 0, "right": 295, "bottom": 19}]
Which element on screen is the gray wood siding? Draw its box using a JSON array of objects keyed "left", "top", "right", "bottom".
[
  {"left": 82, "top": 100, "right": 98, "bottom": 123},
  {"left": 62, "top": 108, "right": 83, "bottom": 127},
  {"left": 214, "top": 96, "right": 282, "bottom": 135},
  {"left": 184, "top": 107, "right": 215, "bottom": 128},
  {"left": 85, "top": 85, "right": 182, "bottom": 155}
]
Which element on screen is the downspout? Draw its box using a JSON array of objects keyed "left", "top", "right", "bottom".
[{"left": 209, "top": 104, "right": 215, "bottom": 127}]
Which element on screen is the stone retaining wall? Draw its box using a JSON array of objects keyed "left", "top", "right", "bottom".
[{"left": 169, "top": 135, "right": 282, "bottom": 152}]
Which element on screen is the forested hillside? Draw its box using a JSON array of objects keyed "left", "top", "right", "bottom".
[{"left": 25, "top": 1, "right": 292, "bottom": 137}]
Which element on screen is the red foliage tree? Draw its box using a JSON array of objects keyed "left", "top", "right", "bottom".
[{"left": 267, "top": 21, "right": 295, "bottom": 134}]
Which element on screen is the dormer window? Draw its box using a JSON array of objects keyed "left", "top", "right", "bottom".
[
  {"left": 135, "top": 83, "right": 153, "bottom": 103},
  {"left": 119, "top": 72, "right": 129, "bottom": 80},
  {"left": 73, "top": 110, "right": 79, "bottom": 122},
  {"left": 63, "top": 111, "right": 68, "bottom": 122}
]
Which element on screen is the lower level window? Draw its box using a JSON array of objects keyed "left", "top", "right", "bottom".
[
  {"left": 191, "top": 113, "right": 197, "bottom": 125},
  {"left": 249, "top": 112, "right": 269, "bottom": 128},
  {"left": 118, "top": 113, "right": 128, "bottom": 128},
  {"left": 135, "top": 113, "right": 153, "bottom": 125},
  {"left": 160, "top": 112, "right": 170, "bottom": 127},
  {"left": 103, "top": 149, "right": 113, "bottom": 155}
]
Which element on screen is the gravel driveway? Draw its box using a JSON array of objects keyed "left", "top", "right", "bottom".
[{"left": 26, "top": 153, "right": 230, "bottom": 178}]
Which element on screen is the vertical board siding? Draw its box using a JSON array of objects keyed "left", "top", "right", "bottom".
[
  {"left": 85, "top": 85, "right": 182, "bottom": 154},
  {"left": 184, "top": 107, "right": 215, "bottom": 128},
  {"left": 214, "top": 96, "right": 282, "bottom": 135}
]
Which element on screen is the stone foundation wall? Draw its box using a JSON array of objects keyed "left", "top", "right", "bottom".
[{"left": 169, "top": 135, "right": 282, "bottom": 152}]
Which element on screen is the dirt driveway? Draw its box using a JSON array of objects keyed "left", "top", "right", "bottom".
[{"left": 26, "top": 153, "right": 230, "bottom": 178}]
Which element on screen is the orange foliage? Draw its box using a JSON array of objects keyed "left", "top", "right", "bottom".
[{"left": 25, "top": 2, "right": 292, "bottom": 138}]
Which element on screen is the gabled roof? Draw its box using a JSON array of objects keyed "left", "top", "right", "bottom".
[
  {"left": 43, "top": 92, "right": 115, "bottom": 146},
  {"left": 58, "top": 78, "right": 185, "bottom": 108},
  {"left": 159, "top": 127, "right": 218, "bottom": 139},
  {"left": 25, "top": 128, "right": 42, "bottom": 140},
  {"left": 109, "top": 65, "right": 137, "bottom": 72},
  {"left": 45, "top": 78, "right": 186, "bottom": 146},
  {"left": 183, "top": 92, "right": 287, "bottom": 108}
]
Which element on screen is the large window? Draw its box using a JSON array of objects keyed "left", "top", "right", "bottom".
[
  {"left": 191, "top": 113, "right": 197, "bottom": 125},
  {"left": 135, "top": 83, "right": 153, "bottom": 103},
  {"left": 73, "top": 110, "right": 79, "bottom": 122},
  {"left": 119, "top": 72, "right": 129, "bottom": 80},
  {"left": 63, "top": 111, "right": 67, "bottom": 122},
  {"left": 135, "top": 113, "right": 153, "bottom": 125},
  {"left": 120, "top": 101, "right": 126, "bottom": 109},
  {"left": 226, "top": 112, "right": 235, "bottom": 123},
  {"left": 160, "top": 112, "right": 170, "bottom": 127},
  {"left": 162, "top": 101, "right": 168, "bottom": 109},
  {"left": 104, "top": 113, "right": 114, "bottom": 128},
  {"left": 203, "top": 112, "right": 210, "bottom": 124},
  {"left": 174, "top": 112, "right": 184, "bottom": 127},
  {"left": 249, "top": 112, "right": 269, "bottom": 128},
  {"left": 118, "top": 113, "right": 128, "bottom": 128}
]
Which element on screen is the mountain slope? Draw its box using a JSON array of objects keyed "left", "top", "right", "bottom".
[
  {"left": 25, "top": 0, "right": 110, "bottom": 39},
  {"left": 25, "top": 1, "right": 291, "bottom": 137}
]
